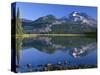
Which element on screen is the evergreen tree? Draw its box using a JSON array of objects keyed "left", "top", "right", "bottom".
[
  {"left": 16, "top": 8, "right": 23, "bottom": 65},
  {"left": 16, "top": 8, "right": 23, "bottom": 34}
]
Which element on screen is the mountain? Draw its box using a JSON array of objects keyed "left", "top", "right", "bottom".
[
  {"left": 33, "top": 15, "right": 57, "bottom": 24},
  {"left": 21, "top": 19, "right": 33, "bottom": 33},
  {"left": 21, "top": 18, "right": 33, "bottom": 26},
  {"left": 69, "top": 11, "right": 97, "bottom": 27},
  {"left": 21, "top": 11, "right": 97, "bottom": 34},
  {"left": 22, "top": 15, "right": 64, "bottom": 33},
  {"left": 21, "top": 18, "right": 33, "bottom": 23}
]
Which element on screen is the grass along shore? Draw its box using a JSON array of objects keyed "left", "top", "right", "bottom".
[{"left": 16, "top": 34, "right": 87, "bottom": 38}]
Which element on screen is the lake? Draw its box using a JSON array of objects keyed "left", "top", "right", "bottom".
[{"left": 16, "top": 36, "right": 97, "bottom": 72}]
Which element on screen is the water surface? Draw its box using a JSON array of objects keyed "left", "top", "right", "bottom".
[{"left": 16, "top": 36, "right": 97, "bottom": 72}]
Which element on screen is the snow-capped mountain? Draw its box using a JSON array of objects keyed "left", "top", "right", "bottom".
[
  {"left": 31, "top": 12, "right": 97, "bottom": 27},
  {"left": 22, "top": 11, "right": 97, "bottom": 34},
  {"left": 69, "top": 11, "right": 97, "bottom": 27}
]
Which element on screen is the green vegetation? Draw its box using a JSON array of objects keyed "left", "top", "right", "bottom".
[
  {"left": 50, "top": 23, "right": 97, "bottom": 34},
  {"left": 16, "top": 8, "right": 23, "bottom": 64},
  {"left": 16, "top": 38, "right": 22, "bottom": 64},
  {"left": 22, "top": 36, "right": 96, "bottom": 54},
  {"left": 16, "top": 8, "right": 23, "bottom": 34},
  {"left": 51, "top": 36, "right": 96, "bottom": 46}
]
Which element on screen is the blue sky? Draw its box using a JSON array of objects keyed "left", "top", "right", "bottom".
[{"left": 16, "top": 2, "right": 97, "bottom": 21}]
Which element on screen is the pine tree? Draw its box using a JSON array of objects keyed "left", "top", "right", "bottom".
[
  {"left": 16, "top": 8, "right": 23, "bottom": 34},
  {"left": 16, "top": 8, "right": 23, "bottom": 65}
]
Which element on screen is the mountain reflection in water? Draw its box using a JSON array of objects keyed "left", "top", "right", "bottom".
[
  {"left": 16, "top": 36, "right": 97, "bottom": 72},
  {"left": 22, "top": 36, "right": 96, "bottom": 55}
]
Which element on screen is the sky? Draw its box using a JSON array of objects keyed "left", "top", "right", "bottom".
[{"left": 15, "top": 2, "right": 97, "bottom": 21}]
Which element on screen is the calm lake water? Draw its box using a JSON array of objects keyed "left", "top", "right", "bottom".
[{"left": 16, "top": 36, "right": 97, "bottom": 72}]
